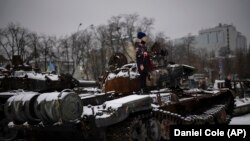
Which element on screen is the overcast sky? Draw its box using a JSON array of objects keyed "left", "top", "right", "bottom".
[{"left": 0, "top": 0, "right": 249, "bottom": 44}]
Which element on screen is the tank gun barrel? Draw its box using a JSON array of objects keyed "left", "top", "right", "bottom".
[{"left": 77, "top": 80, "right": 99, "bottom": 87}]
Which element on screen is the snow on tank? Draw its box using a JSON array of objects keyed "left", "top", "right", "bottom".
[
  {"left": 5, "top": 90, "right": 83, "bottom": 125},
  {"left": 104, "top": 63, "right": 141, "bottom": 93},
  {"left": 82, "top": 94, "right": 152, "bottom": 127}
]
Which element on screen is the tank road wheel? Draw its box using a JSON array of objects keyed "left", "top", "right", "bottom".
[
  {"left": 215, "top": 108, "right": 227, "bottom": 124},
  {"left": 130, "top": 118, "right": 147, "bottom": 141},
  {"left": 0, "top": 118, "right": 18, "bottom": 141},
  {"left": 146, "top": 118, "right": 161, "bottom": 141},
  {"left": 160, "top": 119, "right": 171, "bottom": 140}
]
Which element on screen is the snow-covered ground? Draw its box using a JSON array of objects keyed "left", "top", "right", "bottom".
[
  {"left": 235, "top": 97, "right": 250, "bottom": 107},
  {"left": 230, "top": 113, "right": 250, "bottom": 125},
  {"left": 230, "top": 97, "right": 250, "bottom": 124}
]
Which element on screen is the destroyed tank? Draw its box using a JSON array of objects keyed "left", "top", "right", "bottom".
[
  {"left": 0, "top": 55, "right": 98, "bottom": 140},
  {"left": 0, "top": 49, "right": 235, "bottom": 141},
  {"left": 0, "top": 56, "right": 98, "bottom": 93}
]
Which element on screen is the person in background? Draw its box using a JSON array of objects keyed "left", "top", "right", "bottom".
[
  {"left": 225, "top": 74, "right": 232, "bottom": 89},
  {"left": 198, "top": 79, "right": 207, "bottom": 90},
  {"left": 135, "top": 32, "right": 150, "bottom": 93}
]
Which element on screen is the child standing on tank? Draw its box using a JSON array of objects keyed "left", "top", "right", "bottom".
[{"left": 135, "top": 32, "right": 150, "bottom": 93}]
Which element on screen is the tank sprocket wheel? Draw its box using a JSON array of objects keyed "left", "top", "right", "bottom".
[
  {"left": 160, "top": 119, "right": 171, "bottom": 140},
  {"left": 130, "top": 118, "right": 147, "bottom": 141},
  {"left": 146, "top": 118, "right": 161, "bottom": 141},
  {"left": 213, "top": 107, "right": 227, "bottom": 124},
  {"left": 106, "top": 112, "right": 152, "bottom": 141}
]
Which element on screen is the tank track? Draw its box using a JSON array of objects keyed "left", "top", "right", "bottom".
[
  {"left": 106, "top": 110, "right": 152, "bottom": 141},
  {"left": 106, "top": 102, "right": 235, "bottom": 141}
]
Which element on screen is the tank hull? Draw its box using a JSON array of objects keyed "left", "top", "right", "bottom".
[{"left": 2, "top": 89, "right": 235, "bottom": 141}]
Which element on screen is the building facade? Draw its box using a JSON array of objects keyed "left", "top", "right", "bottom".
[
  {"left": 173, "top": 23, "right": 248, "bottom": 81},
  {"left": 174, "top": 23, "right": 248, "bottom": 57},
  {"left": 195, "top": 23, "right": 247, "bottom": 56}
]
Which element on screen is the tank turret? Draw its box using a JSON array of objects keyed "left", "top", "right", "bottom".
[
  {"left": 0, "top": 55, "right": 98, "bottom": 140},
  {"left": 0, "top": 55, "right": 98, "bottom": 93}
]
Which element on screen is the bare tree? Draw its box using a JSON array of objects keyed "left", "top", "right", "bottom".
[
  {"left": 58, "top": 37, "right": 71, "bottom": 74},
  {"left": 124, "top": 14, "right": 139, "bottom": 46},
  {"left": 107, "top": 15, "right": 123, "bottom": 53},
  {"left": 94, "top": 25, "right": 110, "bottom": 74},
  {"left": 40, "top": 36, "right": 56, "bottom": 71},
  {"left": 233, "top": 47, "right": 250, "bottom": 79},
  {"left": 106, "top": 14, "right": 154, "bottom": 61},
  {"left": 0, "top": 23, "right": 29, "bottom": 62},
  {"left": 219, "top": 46, "right": 229, "bottom": 57},
  {"left": 27, "top": 33, "right": 41, "bottom": 68},
  {"left": 172, "top": 44, "right": 187, "bottom": 64},
  {"left": 138, "top": 17, "right": 154, "bottom": 35},
  {"left": 246, "top": 48, "right": 250, "bottom": 77},
  {"left": 182, "top": 34, "right": 195, "bottom": 65},
  {"left": 195, "top": 48, "right": 209, "bottom": 73},
  {"left": 0, "top": 29, "right": 12, "bottom": 63},
  {"left": 70, "top": 33, "right": 78, "bottom": 75},
  {"left": 77, "top": 29, "right": 93, "bottom": 79}
]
